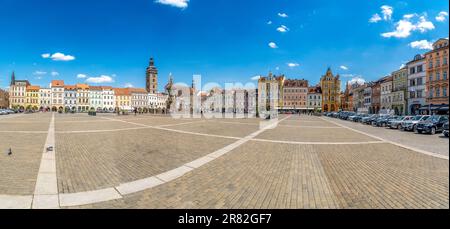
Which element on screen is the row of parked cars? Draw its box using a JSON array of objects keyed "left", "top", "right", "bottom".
[
  {"left": 324, "top": 111, "right": 449, "bottom": 137},
  {"left": 0, "top": 109, "right": 17, "bottom": 115}
]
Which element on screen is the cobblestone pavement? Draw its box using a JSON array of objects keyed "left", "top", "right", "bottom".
[
  {"left": 0, "top": 113, "right": 448, "bottom": 209},
  {"left": 0, "top": 113, "right": 51, "bottom": 195},
  {"left": 56, "top": 128, "right": 235, "bottom": 193},
  {"left": 68, "top": 142, "right": 448, "bottom": 209}
]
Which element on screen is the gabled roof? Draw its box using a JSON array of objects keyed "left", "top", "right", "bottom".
[
  {"left": 113, "top": 88, "right": 131, "bottom": 96},
  {"left": 129, "top": 88, "right": 148, "bottom": 94},
  {"left": 51, "top": 80, "right": 64, "bottom": 87},
  {"left": 64, "top": 85, "right": 76, "bottom": 90},
  {"left": 26, "top": 85, "right": 40, "bottom": 90},
  {"left": 76, "top": 84, "right": 89, "bottom": 90}
]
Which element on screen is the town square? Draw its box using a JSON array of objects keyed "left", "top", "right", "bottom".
[{"left": 0, "top": 109, "right": 448, "bottom": 209}]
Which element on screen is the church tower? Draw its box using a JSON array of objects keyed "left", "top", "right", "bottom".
[{"left": 146, "top": 57, "right": 158, "bottom": 93}]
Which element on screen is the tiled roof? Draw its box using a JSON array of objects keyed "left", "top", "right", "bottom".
[
  {"left": 64, "top": 85, "right": 76, "bottom": 90},
  {"left": 51, "top": 80, "right": 64, "bottom": 87},
  {"left": 26, "top": 85, "right": 40, "bottom": 90},
  {"left": 76, "top": 84, "right": 89, "bottom": 90},
  {"left": 129, "top": 88, "right": 148, "bottom": 94},
  {"left": 113, "top": 88, "right": 131, "bottom": 96}
]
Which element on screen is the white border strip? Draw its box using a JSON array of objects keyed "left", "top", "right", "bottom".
[
  {"left": 32, "top": 113, "right": 60, "bottom": 209},
  {"left": 59, "top": 188, "right": 122, "bottom": 207}
]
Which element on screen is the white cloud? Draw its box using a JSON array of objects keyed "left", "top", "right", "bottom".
[
  {"left": 124, "top": 83, "right": 134, "bottom": 88},
  {"left": 278, "top": 13, "right": 288, "bottom": 18},
  {"left": 251, "top": 75, "right": 261, "bottom": 81},
  {"left": 416, "top": 16, "right": 435, "bottom": 32},
  {"left": 51, "top": 71, "right": 59, "bottom": 76},
  {"left": 275, "top": 66, "right": 280, "bottom": 71},
  {"left": 77, "top": 74, "right": 87, "bottom": 79},
  {"left": 381, "top": 5, "right": 393, "bottom": 21},
  {"left": 268, "top": 42, "right": 278, "bottom": 49},
  {"left": 267, "top": 21, "right": 272, "bottom": 25},
  {"left": 43, "top": 52, "right": 76, "bottom": 61},
  {"left": 399, "top": 64, "right": 406, "bottom": 69},
  {"left": 381, "top": 19, "right": 415, "bottom": 38},
  {"left": 33, "top": 71, "right": 47, "bottom": 75},
  {"left": 50, "top": 52, "right": 75, "bottom": 61},
  {"left": 155, "top": 0, "right": 189, "bottom": 9},
  {"left": 287, "top": 63, "right": 299, "bottom": 68},
  {"left": 436, "top": 11, "right": 448, "bottom": 22},
  {"left": 403, "top": 14, "right": 416, "bottom": 19},
  {"left": 340, "top": 65, "right": 348, "bottom": 70},
  {"left": 381, "top": 15, "right": 434, "bottom": 38},
  {"left": 369, "top": 13, "right": 382, "bottom": 23},
  {"left": 85, "top": 75, "right": 115, "bottom": 84},
  {"left": 349, "top": 76, "right": 366, "bottom": 85},
  {"left": 276, "top": 25, "right": 289, "bottom": 33},
  {"left": 409, "top": 40, "right": 433, "bottom": 50}
]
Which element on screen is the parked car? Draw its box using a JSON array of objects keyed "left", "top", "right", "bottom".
[
  {"left": 401, "top": 115, "right": 430, "bottom": 132},
  {"left": 416, "top": 115, "right": 449, "bottom": 135},
  {"left": 361, "top": 114, "right": 376, "bottom": 124},
  {"left": 0, "top": 109, "right": 8, "bottom": 115},
  {"left": 339, "top": 112, "right": 355, "bottom": 120},
  {"left": 443, "top": 122, "right": 449, "bottom": 137},
  {"left": 353, "top": 114, "right": 368, "bottom": 122},
  {"left": 372, "top": 115, "right": 390, "bottom": 127},
  {"left": 348, "top": 113, "right": 359, "bottom": 121},
  {"left": 374, "top": 115, "right": 397, "bottom": 127},
  {"left": 388, "top": 116, "right": 413, "bottom": 129}
]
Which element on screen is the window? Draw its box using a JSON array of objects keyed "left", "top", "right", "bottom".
[
  {"left": 416, "top": 90, "right": 423, "bottom": 98},
  {"left": 417, "top": 65, "right": 423, "bottom": 72},
  {"left": 429, "top": 74, "right": 433, "bottom": 82},
  {"left": 410, "top": 91, "right": 415, "bottom": 99},
  {"left": 436, "top": 87, "right": 440, "bottom": 97},
  {"left": 429, "top": 88, "right": 433, "bottom": 98},
  {"left": 417, "top": 77, "right": 423, "bottom": 85},
  {"left": 444, "top": 87, "right": 448, "bottom": 97},
  {"left": 410, "top": 67, "right": 415, "bottom": 74},
  {"left": 437, "top": 72, "right": 441, "bottom": 81},
  {"left": 444, "top": 71, "right": 448, "bottom": 80}
]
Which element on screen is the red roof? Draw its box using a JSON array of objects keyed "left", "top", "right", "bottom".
[{"left": 51, "top": 80, "right": 64, "bottom": 87}]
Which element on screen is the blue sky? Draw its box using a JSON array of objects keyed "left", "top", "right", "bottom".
[{"left": 0, "top": 0, "right": 448, "bottom": 91}]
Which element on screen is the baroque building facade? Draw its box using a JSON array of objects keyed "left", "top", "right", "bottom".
[
  {"left": 320, "top": 68, "right": 340, "bottom": 112},
  {"left": 425, "top": 38, "right": 449, "bottom": 114}
]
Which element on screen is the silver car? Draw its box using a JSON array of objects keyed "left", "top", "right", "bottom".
[
  {"left": 401, "top": 115, "right": 430, "bottom": 132},
  {"left": 388, "top": 116, "right": 413, "bottom": 129}
]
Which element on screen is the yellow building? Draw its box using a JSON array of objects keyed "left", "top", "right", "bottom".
[
  {"left": 9, "top": 71, "right": 30, "bottom": 110},
  {"left": 258, "top": 72, "right": 285, "bottom": 112},
  {"left": 25, "top": 85, "right": 40, "bottom": 110},
  {"left": 76, "top": 83, "right": 90, "bottom": 112},
  {"left": 114, "top": 88, "right": 132, "bottom": 111},
  {"left": 320, "top": 68, "right": 341, "bottom": 112}
]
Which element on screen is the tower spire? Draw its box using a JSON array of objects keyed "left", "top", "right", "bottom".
[
  {"left": 10, "top": 71, "right": 16, "bottom": 86},
  {"left": 149, "top": 57, "right": 154, "bottom": 66}
]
